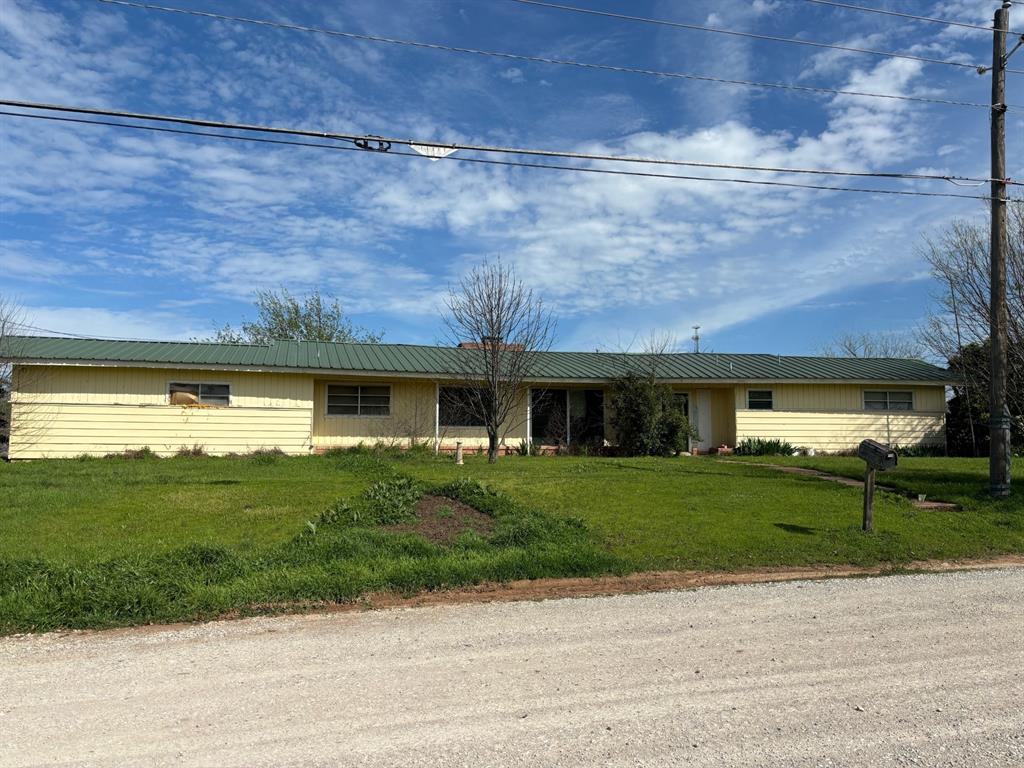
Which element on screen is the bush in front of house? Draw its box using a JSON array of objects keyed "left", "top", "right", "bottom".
[
  {"left": 733, "top": 438, "right": 796, "bottom": 456},
  {"left": 609, "top": 372, "right": 698, "bottom": 457}
]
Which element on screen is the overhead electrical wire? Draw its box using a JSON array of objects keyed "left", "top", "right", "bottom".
[
  {"left": 1, "top": 108, "right": 1019, "bottom": 203},
  {"left": 91, "top": 0, "right": 1008, "bottom": 110},
  {"left": 1, "top": 99, "right": 1014, "bottom": 186},
  {"left": 7, "top": 321, "right": 160, "bottom": 341},
  {"left": 508, "top": 0, "right": 1023, "bottom": 75},
  {"left": 795, "top": 0, "right": 1024, "bottom": 37}
]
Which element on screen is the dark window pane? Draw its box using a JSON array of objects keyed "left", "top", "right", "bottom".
[
  {"left": 865, "top": 391, "right": 889, "bottom": 410},
  {"left": 361, "top": 386, "right": 390, "bottom": 397},
  {"left": 440, "top": 387, "right": 488, "bottom": 427},
  {"left": 327, "top": 395, "right": 359, "bottom": 405},
  {"left": 327, "top": 404, "right": 359, "bottom": 415},
  {"left": 360, "top": 405, "right": 390, "bottom": 416},
  {"left": 201, "top": 384, "right": 230, "bottom": 398},
  {"left": 327, "top": 385, "right": 359, "bottom": 397},
  {"left": 748, "top": 390, "right": 772, "bottom": 409}
]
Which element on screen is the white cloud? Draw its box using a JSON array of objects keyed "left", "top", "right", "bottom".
[
  {"left": 0, "top": 0, "right": 995, "bottom": 350},
  {"left": 499, "top": 67, "right": 524, "bottom": 83},
  {"left": 19, "top": 306, "right": 213, "bottom": 341}
]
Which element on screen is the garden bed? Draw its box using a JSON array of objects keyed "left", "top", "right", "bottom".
[{"left": 387, "top": 494, "right": 495, "bottom": 544}]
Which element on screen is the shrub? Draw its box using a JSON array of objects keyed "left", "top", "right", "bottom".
[
  {"left": 104, "top": 447, "right": 157, "bottom": 460},
  {"left": 175, "top": 444, "right": 207, "bottom": 458},
  {"left": 248, "top": 447, "right": 285, "bottom": 464},
  {"left": 733, "top": 438, "right": 795, "bottom": 456},
  {"left": 894, "top": 443, "right": 947, "bottom": 458},
  {"left": 362, "top": 477, "right": 423, "bottom": 524},
  {"left": 609, "top": 373, "right": 698, "bottom": 457}
]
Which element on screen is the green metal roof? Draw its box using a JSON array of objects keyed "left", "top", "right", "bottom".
[{"left": 2, "top": 336, "right": 952, "bottom": 383}]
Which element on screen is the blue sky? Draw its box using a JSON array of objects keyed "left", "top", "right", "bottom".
[{"left": 1, "top": 0, "right": 1022, "bottom": 354}]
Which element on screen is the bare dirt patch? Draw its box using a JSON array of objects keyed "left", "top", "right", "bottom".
[{"left": 386, "top": 494, "right": 495, "bottom": 545}]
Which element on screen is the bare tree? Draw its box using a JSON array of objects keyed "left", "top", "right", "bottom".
[
  {"left": 820, "top": 331, "right": 924, "bottom": 359},
  {"left": 441, "top": 260, "right": 556, "bottom": 463},
  {"left": 917, "top": 208, "right": 1024, "bottom": 445},
  {"left": 0, "top": 297, "right": 29, "bottom": 455}
]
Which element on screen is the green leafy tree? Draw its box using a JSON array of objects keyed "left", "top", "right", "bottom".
[
  {"left": 609, "top": 372, "right": 697, "bottom": 457},
  {"left": 211, "top": 288, "right": 382, "bottom": 344},
  {"left": 945, "top": 340, "right": 1023, "bottom": 456}
]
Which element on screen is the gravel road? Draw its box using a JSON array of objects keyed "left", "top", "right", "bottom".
[{"left": 2, "top": 569, "right": 1023, "bottom": 767}]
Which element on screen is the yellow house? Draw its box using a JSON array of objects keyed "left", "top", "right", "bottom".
[{"left": 3, "top": 336, "right": 951, "bottom": 459}]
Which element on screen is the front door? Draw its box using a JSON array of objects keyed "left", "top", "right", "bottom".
[
  {"left": 691, "top": 389, "right": 712, "bottom": 453},
  {"left": 531, "top": 388, "right": 568, "bottom": 445},
  {"left": 569, "top": 389, "right": 605, "bottom": 445}
]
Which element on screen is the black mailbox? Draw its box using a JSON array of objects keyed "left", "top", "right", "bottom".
[{"left": 857, "top": 439, "right": 897, "bottom": 472}]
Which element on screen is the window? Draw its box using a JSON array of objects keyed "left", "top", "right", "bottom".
[
  {"left": 864, "top": 391, "right": 912, "bottom": 411},
  {"left": 169, "top": 382, "right": 230, "bottom": 407},
  {"left": 326, "top": 384, "right": 391, "bottom": 416},
  {"left": 671, "top": 392, "right": 689, "bottom": 416},
  {"left": 747, "top": 390, "right": 773, "bottom": 410},
  {"left": 439, "top": 387, "right": 488, "bottom": 427}
]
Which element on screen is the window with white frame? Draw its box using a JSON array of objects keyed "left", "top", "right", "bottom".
[
  {"left": 747, "top": 390, "right": 773, "bottom": 410},
  {"left": 864, "top": 390, "right": 913, "bottom": 411},
  {"left": 326, "top": 384, "right": 391, "bottom": 416},
  {"left": 169, "top": 382, "right": 230, "bottom": 407}
]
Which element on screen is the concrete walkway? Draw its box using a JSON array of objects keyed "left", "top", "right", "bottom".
[{"left": 728, "top": 460, "right": 959, "bottom": 509}]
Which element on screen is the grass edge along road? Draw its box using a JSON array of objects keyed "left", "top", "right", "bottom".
[{"left": 1, "top": 451, "right": 1021, "bottom": 633}]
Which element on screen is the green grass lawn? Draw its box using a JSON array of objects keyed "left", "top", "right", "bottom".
[
  {"left": 0, "top": 453, "right": 372, "bottom": 563},
  {"left": 401, "top": 455, "right": 1023, "bottom": 570},
  {"left": 726, "top": 455, "right": 1024, "bottom": 512},
  {"left": 1, "top": 451, "right": 1020, "bottom": 633}
]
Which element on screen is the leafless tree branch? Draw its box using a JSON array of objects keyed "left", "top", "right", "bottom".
[{"left": 441, "top": 260, "right": 556, "bottom": 463}]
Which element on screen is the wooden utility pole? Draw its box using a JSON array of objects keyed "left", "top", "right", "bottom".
[{"left": 989, "top": 2, "right": 1013, "bottom": 498}]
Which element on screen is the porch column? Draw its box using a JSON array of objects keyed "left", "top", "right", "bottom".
[
  {"left": 565, "top": 389, "right": 571, "bottom": 446},
  {"left": 434, "top": 382, "right": 440, "bottom": 455},
  {"left": 526, "top": 388, "right": 532, "bottom": 447}
]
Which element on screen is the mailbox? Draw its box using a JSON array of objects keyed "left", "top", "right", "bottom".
[{"left": 858, "top": 439, "right": 897, "bottom": 472}]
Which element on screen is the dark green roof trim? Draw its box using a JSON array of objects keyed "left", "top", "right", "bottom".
[{"left": 2, "top": 336, "right": 953, "bottom": 384}]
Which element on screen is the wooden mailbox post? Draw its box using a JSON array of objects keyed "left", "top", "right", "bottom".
[{"left": 857, "top": 439, "right": 898, "bottom": 533}]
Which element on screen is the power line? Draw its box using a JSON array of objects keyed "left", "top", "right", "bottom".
[
  {"left": 2, "top": 108, "right": 1019, "bottom": 203},
  {"left": 7, "top": 321, "right": 160, "bottom": 341},
  {"left": 795, "top": 0, "right": 1024, "bottom": 37},
  {"left": 509, "top": 0, "right": 1023, "bottom": 75},
  {"left": 1, "top": 99, "right": 1015, "bottom": 186},
  {"left": 91, "top": 0, "right": 1004, "bottom": 110}
]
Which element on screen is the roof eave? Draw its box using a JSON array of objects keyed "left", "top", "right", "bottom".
[{"left": 11, "top": 358, "right": 954, "bottom": 386}]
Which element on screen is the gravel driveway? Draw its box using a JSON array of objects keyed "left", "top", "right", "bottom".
[{"left": 2, "top": 569, "right": 1022, "bottom": 767}]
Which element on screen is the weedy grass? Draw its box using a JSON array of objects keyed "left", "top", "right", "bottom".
[
  {"left": 1, "top": 453, "right": 1021, "bottom": 633},
  {"left": 0, "top": 463, "right": 615, "bottom": 633},
  {"left": 400, "top": 456, "right": 1024, "bottom": 571}
]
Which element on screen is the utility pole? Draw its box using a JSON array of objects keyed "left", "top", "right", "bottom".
[{"left": 989, "top": 1, "right": 1016, "bottom": 498}]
